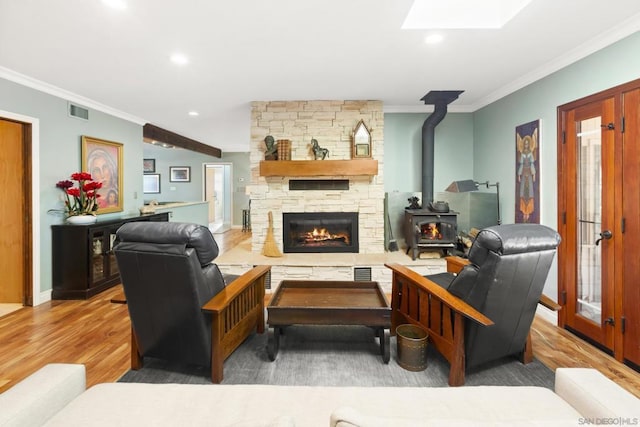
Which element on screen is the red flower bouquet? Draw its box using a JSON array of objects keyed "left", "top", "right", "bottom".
[{"left": 56, "top": 172, "right": 103, "bottom": 217}]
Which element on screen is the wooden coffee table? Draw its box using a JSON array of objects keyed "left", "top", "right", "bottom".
[{"left": 266, "top": 280, "right": 391, "bottom": 363}]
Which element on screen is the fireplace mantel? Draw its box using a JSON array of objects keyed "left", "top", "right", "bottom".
[{"left": 259, "top": 159, "right": 378, "bottom": 177}]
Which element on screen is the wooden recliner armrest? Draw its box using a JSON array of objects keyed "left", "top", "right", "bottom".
[
  {"left": 202, "top": 265, "right": 270, "bottom": 313},
  {"left": 445, "top": 255, "right": 469, "bottom": 274},
  {"left": 385, "top": 263, "right": 492, "bottom": 327},
  {"left": 385, "top": 262, "right": 493, "bottom": 386},
  {"left": 539, "top": 294, "right": 562, "bottom": 311},
  {"left": 202, "top": 265, "right": 270, "bottom": 382}
]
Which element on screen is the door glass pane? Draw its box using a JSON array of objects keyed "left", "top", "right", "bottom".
[{"left": 576, "top": 117, "right": 602, "bottom": 323}]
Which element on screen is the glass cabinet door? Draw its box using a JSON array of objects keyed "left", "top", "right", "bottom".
[
  {"left": 91, "top": 230, "right": 106, "bottom": 283},
  {"left": 109, "top": 231, "right": 119, "bottom": 276}
]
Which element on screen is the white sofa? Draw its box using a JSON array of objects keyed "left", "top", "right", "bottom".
[{"left": 0, "top": 364, "right": 638, "bottom": 427}]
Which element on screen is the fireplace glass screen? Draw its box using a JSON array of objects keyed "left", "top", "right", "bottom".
[{"left": 283, "top": 212, "right": 359, "bottom": 253}]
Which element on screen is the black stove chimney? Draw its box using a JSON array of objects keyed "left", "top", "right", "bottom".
[{"left": 420, "top": 90, "right": 464, "bottom": 208}]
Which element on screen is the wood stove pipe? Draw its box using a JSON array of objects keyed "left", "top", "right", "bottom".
[{"left": 420, "top": 90, "right": 464, "bottom": 208}]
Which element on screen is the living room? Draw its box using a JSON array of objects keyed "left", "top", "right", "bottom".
[{"left": 1, "top": 0, "right": 640, "bottom": 423}]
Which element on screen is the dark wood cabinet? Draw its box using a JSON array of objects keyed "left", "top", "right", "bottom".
[{"left": 52, "top": 213, "right": 169, "bottom": 299}]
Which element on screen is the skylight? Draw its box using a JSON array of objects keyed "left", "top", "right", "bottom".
[
  {"left": 101, "top": 0, "right": 127, "bottom": 11},
  {"left": 402, "top": 0, "right": 533, "bottom": 29}
]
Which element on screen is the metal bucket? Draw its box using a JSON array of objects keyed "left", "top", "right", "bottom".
[{"left": 396, "top": 324, "right": 428, "bottom": 371}]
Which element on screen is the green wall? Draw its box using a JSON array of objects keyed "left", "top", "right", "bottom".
[
  {"left": 383, "top": 112, "right": 475, "bottom": 194},
  {"left": 0, "top": 77, "right": 249, "bottom": 300},
  {"left": 0, "top": 78, "right": 144, "bottom": 300},
  {"left": 142, "top": 143, "right": 250, "bottom": 223},
  {"left": 382, "top": 32, "right": 640, "bottom": 301},
  {"left": 474, "top": 31, "right": 640, "bottom": 227},
  {"left": 472, "top": 31, "right": 640, "bottom": 299}
]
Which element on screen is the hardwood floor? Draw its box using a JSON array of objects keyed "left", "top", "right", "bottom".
[{"left": 1, "top": 227, "right": 639, "bottom": 397}]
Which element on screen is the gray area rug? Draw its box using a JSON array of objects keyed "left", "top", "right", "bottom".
[{"left": 118, "top": 325, "right": 554, "bottom": 388}]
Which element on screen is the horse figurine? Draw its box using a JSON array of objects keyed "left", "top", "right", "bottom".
[{"left": 310, "top": 138, "right": 329, "bottom": 160}]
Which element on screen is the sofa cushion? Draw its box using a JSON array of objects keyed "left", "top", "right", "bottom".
[
  {"left": 330, "top": 405, "right": 578, "bottom": 427},
  {"left": 0, "top": 364, "right": 85, "bottom": 427},
  {"left": 223, "top": 415, "right": 296, "bottom": 427},
  {"left": 555, "top": 368, "right": 640, "bottom": 418},
  {"left": 44, "top": 383, "right": 582, "bottom": 426}
]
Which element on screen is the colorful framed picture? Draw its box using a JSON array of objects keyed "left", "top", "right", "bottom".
[
  {"left": 515, "top": 120, "right": 540, "bottom": 224},
  {"left": 169, "top": 166, "right": 190, "bottom": 182},
  {"left": 143, "top": 174, "right": 161, "bottom": 194},
  {"left": 143, "top": 158, "right": 156, "bottom": 173},
  {"left": 81, "top": 135, "right": 123, "bottom": 214}
]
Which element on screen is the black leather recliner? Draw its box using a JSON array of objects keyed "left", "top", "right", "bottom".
[
  {"left": 113, "top": 221, "right": 270, "bottom": 383},
  {"left": 386, "top": 223, "right": 561, "bottom": 386}
]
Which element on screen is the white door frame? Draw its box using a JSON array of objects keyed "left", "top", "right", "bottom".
[
  {"left": 203, "top": 162, "right": 233, "bottom": 230},
  {"left": 1, "top": 109, "right": 41, "bottom": 305}
]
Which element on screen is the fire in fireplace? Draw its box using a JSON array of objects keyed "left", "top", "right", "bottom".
[
  {"left": 283, "top": 212, "right": 359, "bottom": 253},
  {"left": 404, "top": 210, "right": 458, "bottom": 260}
]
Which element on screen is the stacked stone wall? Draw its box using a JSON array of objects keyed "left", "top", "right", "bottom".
[{"left": 249, "top": 100, "right": 384, "bottom": 254}]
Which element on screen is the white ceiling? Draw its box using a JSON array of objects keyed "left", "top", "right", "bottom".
[{"left": 1, "top": 0, "right": 640, "bottom": 153}]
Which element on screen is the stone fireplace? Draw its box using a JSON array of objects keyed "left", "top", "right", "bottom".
[
  {"left": 248, "top": 100, "right": 385, "bottom": 255},
  {"left": 216, "top": 99, "right": 447, "bottom": 292}
]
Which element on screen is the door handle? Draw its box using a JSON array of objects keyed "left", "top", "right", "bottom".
[{"left": 595, "top": 230, "right": 612, "bottom": 246}]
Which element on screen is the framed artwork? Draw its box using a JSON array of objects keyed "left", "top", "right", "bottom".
[
  {"left": 143, "top": 158, "right": 156, "bottom": 173},
  {"left": 81, "top": 135, "right": 123, "bottom": 214},
  {"left": 169, "top": 166, "right": 191, "bottom": 182},
  {"left": 143, "top": 174, "right": 161, "bottom": 193},
  {"left": 515, "top": 120, "right": 540, "bottom": 224}
]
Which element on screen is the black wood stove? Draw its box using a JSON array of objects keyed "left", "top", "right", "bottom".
[
  {"left": 404, "top": 209, "right": 458, "bottom": 260},
  {"left": 402, "top": 90, "right": 463, "bottom": 260}
]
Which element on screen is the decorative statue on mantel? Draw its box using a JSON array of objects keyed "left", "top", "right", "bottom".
[
  {"left": 310, "top": 138, "right": 329, "bottom": 160},
  {"left": 264, "top": 135, "right": 278, "bottom": 160}
]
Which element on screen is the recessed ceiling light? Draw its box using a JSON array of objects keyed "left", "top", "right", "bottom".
[
  {"left": 170, "top": 53, "right": 189, "bottom": 66},
  {"left": 101, "top": 0, "right": 127, "bottom": 10},
  {"left": 403, "top": 0, "right": 532, "bottom": 29},
  {"left": 424, "top": 34, "right": 444, "bottom": 44},
  {"left": 188, "top": 111, "right": 199, "bottom": 117}
]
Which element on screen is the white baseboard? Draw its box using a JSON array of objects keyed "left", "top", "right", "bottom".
[
  {"left": 36, "top": 289, "right": 52, "bottom": 306},
  {"left": 535, "top": 304, "right": 558, "bottom": 325}
]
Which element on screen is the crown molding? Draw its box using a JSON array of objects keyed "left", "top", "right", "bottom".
[
  {"left": 383, "top": 104, "right": 474, "bottom": 114},
  {"left": 469, "top": 12, "right": 640, "bottom": 111},
  {"left": 0, "top": 66, "right": 146, "bottom": 125},
  {"left": 385, "top": 13, "right": 640, "bottom": 114}
]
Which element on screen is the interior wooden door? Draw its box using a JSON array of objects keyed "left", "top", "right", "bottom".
[
  {"left": 558, "top": 96, "right": 617, "bottom": 353},
  {"left": 622, "top": 88, "right": 640, "bottom": 369},
  {"left": 0, "top": 119, "right": 26, "bottom": 304},
  {"left": 559, "top": 79, "right": 640, "bottom": 369}
]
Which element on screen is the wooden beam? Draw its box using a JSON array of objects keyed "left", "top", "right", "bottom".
[
  {"left": 259, "top": 159, "right": 378, "bottom": 177},
  {"left": 143, "top": 123, "right": 222, "bottom": 158}
]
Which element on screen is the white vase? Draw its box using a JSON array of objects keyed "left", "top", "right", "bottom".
[{"left": 66, "top": 215, "right": 97, "bottom": 225}]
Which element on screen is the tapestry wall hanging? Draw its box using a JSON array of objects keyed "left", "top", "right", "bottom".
[{"left": 515, "top": 120, "right": 540, "bottom": 224}]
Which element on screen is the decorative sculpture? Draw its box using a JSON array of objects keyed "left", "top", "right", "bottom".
[
  {"left": 310, "top": 138, "right": 329, "bottom": 160},
  {"left": 264, "top": 135, "right": 278, "bottom": 160}
]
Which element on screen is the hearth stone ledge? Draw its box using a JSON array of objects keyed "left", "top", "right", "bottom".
[{"left": 217, "top": 259, "right": 446, "bottom": 294}]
